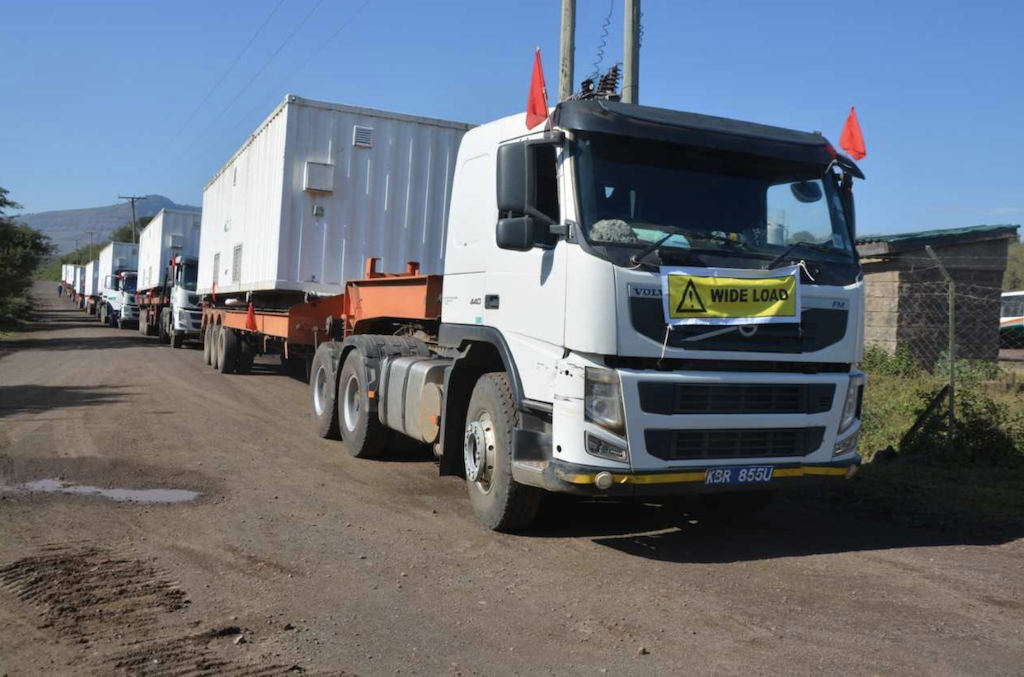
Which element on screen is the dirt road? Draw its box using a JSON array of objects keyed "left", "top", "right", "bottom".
[{"left": 2, "top": 284, "right": 1023, "bottom": 677}]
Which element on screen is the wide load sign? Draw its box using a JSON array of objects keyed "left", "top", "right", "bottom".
[{"left": 660, "top": 265, "right": 801, "bottom": 326}]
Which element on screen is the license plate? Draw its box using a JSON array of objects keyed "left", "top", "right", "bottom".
[{"left": 704, "top": 465, "right": 774, "bottom": 485}]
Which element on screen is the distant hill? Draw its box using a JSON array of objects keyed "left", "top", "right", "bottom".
[{"left": 16, "top": 194, "right": 200, "bottom": 255}]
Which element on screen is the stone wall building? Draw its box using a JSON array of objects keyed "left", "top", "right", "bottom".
[{"left": 857, "top": 225, "right": 1019, "bottom": 365}]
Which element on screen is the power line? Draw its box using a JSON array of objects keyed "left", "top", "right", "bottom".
[
  {"left": 157, "top": 0, "right": 287, "bottom": 155},
  {"left": 167, "top": 0, "right": 376, "bottom": 178},
  {"left": 171, "top": 0, "right": 330, "bottom": 162},
  {"left": 224, "top": 0, "right": 377, "bottom": 142}
]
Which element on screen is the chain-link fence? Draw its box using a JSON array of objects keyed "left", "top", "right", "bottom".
[{"left": 863, "top": 247, "right": 1014, "bottom": 452}]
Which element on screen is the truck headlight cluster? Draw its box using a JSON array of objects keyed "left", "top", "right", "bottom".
[
  {"left": 585, "top": 367, "right": 626, "bottom": 434},
  {"left": 839, "top": 374, "right": 865, "bottom": 433},
  {"left": 833, "top": 430, "right": 860, "bottom": 457}
]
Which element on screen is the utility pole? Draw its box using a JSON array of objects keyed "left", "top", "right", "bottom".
[
  {"left": 559, "top": 0, "right": 576, "bottom": 101},
  {"left": 85, "top": 230, "right": 96, "bottom": 261},
  {"left": 118, "top": 194, "right": 148, "bottom": 244},
  {"left": 623, "top": 0, "right": 641, "bottom": 104}
]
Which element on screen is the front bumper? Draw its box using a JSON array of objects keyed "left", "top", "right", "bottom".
[
  {"left": 514, "top": 455, "right": 860, "bottom": 497},
  {"left": 174, "top": 308, "right": 203, "bottom": 335}
]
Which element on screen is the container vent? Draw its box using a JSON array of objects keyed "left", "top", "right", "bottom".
[
  {"left": 213, "top": 253, "right": 220, "bottom": 285},
  {"left": 353, "top": 125, "right": 373, "bottom": 148},
  {"left": 232, "top": 245, "right": 242, "bottom": 283}
]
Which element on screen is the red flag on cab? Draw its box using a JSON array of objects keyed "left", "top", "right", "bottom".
[
  {"left": 246, "top": 303, "right": 258, "bottom": 331},
  {"left": 525, "top": 48, "right": 549, "bottom": 130},
  {"left": 839, "top": 107, "right": 866, "bottom": 160}
]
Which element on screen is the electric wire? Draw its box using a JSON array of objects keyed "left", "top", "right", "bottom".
[
  {"left": 157, "top": 0, "right": 286, "bottom": 156},
  {"left": 590, "top": 0, "right": 613, "bottom": 81},
  {"left": 188, "top": 0, "right": 377, "bottom": 173},
  {"left": 161, "top": 0, "right": 330, "bottom": 172}
]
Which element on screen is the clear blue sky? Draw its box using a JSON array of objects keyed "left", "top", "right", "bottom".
[{"left": 2, "top": 0, "right": 1021, "bottom": 236}]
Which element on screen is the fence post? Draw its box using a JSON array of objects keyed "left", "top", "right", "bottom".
[{"left": 926, "top": 245, "right": 956, "bottom": 453}]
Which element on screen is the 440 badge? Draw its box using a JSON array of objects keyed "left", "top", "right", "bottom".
[{"left": 660, "top": 265, "right": 801, "bottom": 326}]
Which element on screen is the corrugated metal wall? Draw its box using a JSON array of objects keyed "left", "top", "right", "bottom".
[
  {"left": 139, "top": 210, "right": 202, "bottom": 291},
  {"left": 198, "top": 96, "right": 470, "bottom": 296}
]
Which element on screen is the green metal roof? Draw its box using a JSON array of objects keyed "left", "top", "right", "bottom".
[
  {"left": 857, "top": 224, "right": 1019, "bottom": 245},
  {"left": 856, "top": 224, "right": 1019, "bottom": 256}
]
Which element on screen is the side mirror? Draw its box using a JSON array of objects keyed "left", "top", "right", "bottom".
[
  {"left": 496, "top": 142, "right": 529, "bottom": 214},
  {"left": 496, "top": 216, "right": 537, "bottom": 252}
]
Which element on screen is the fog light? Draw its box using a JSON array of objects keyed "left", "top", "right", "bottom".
[
  {"left": 833, "top": 430, "right": 860, "bottom": 457},
  {"left": 585, "top": 433, "right": 628, "bottom": 462},
  {"left": 594, "top": 471, "right": 614, "bottom": 490}
]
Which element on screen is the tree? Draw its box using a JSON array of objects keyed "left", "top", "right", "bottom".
[
  {"left": 1003, "top": 241, "right": 1024, "bottom": 292},
  {"left": 0, "top": 185, "right": 55, "bottom": 321},
  {"left": 109, "top": 215, "right": 153, "bottom": 243}
]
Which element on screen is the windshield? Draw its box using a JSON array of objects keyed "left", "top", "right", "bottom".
[
  {"left": 121, "top": 275, "right": 137, "bottom": 293},
  {"left": 180, "top": 263, "right": 198, "bottom": 292},
  {"left": 574, "top": 132, "right": 856, "bottom": 275}
]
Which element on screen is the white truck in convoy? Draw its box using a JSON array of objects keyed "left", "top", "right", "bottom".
[
  {"left": 137, "top": 209, "right": 203, "bottom": 347},
  {"left": 199, "top": 95, "right": 866, "bottom": 531},
  {"left": 96, "top": 241, "right": 139, "bottom": 328}
]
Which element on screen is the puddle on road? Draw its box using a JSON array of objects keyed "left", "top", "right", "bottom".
[{"left": 0, "top": 478, "right": 200, "bottom": 504}]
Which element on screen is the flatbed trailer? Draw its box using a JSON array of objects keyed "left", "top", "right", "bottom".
[{"left": 201, "top": 259, "right": 440, "bottom": 375}]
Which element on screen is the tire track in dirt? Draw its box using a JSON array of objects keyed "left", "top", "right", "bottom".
[{"left": 0, "top": 543, "right": 356, "bottom": 677}]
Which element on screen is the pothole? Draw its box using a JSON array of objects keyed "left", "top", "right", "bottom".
[{"left": 0, "top": 478, "right": 200, "bottom": 503}]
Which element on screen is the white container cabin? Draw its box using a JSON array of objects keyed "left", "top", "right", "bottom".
[
  {"left": 138, "top": 209, "right": 202, "bottom": 292},
  {"left": 197, "top": 95, "right": 472, "bottom": 296}
]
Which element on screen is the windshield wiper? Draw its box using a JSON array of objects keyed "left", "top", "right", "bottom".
[
  {"left": 764, "top": 241, "right": 838, "bottom": 270},
  {"left": 629, "top": 227, "right": 736, "bottom": 266}
]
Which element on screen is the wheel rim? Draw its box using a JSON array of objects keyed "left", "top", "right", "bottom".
[
  {"left": 342, "top": 374, "right": 360, "bottom": 432},
  {"left": 464, "top": 412, "right": 495, "bottom": 493},
  {"left": 313, "top": 365, "right": 329, "bottom": 416}
]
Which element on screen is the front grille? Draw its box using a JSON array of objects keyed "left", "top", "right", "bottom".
[
  {"left": 637, "top": 383, "right": 835, "bottom": 415},
  {"left": 645, "top": 427, "right": 825, "bottom": 461}
]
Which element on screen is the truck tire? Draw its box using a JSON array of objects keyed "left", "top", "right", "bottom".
[
  {"left": 170, "top": 328, "right": 184, "bottom": 349},
  {"left": 211, "top": 325, "right": 222, "bottom": 370},
  {"left": 203, "top": 323, "right": 213, "bottom": 365},
  {"left": 310, "top": 347, "right": 340, "bottom": 439},
  {"left": 98, "top": 305, "right": 107, "bottom": 325},
  {"left": 218, "top": 326, "right": 238, "bottom": 374},
  {"left": 236, "top": 338, "right": 255, "bottom": 375},
  {"left": 139, "top": 310, "right": 148, "bottom": 336},
  {"left": 464, "top": 372, "right": 542, "bottom": 532},
  {"left": 159, "top": 309, "right": 170, "bottom": 344},
  {"left": 338, "top": 351, "right": 387, "bottom": 459}
]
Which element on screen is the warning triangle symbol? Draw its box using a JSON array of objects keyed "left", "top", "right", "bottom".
[{"left": 676, "top": 279, "right": 707, "bottom": 314}]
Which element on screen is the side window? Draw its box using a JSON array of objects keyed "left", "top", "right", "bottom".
[{"left": 534, "top": 145, "right": 560, "bottom": 247}]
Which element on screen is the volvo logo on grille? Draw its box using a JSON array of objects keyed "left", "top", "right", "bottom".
[{"left": 738, "top": 325, "right": 759, "bottom": 338}]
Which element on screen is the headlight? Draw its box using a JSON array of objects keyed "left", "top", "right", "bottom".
[
  {"left": 839, "top": 374, "right": 865, "bottom": 433},
  {"left": 585, "top": 367, "right": 625, "bottom": 434}
]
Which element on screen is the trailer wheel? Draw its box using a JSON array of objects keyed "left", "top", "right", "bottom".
[
  {"left": 464, "top": 372, "right": 542, "bottom": 532},
  {"left": 158, "top": 309, "right": 170, "bottom": 344},
  {"left": 338, "top": 351, "right": 387, "bottom": 459},
  {"left": 139, "top": 310, "right": 149, "bottom": 336},
  {"left": 203, "top": 323, "right": 214, "bottom": 365},
  {"left": 98, "top": 304, "right": 106, "bottom": 325},
  {"left": 218, "top": 327, "right": 238, "bottom": 374},
  {"left": 211, "top": 325, "right": 222, "bottom": 370},
  {"left": 236, "top": 338, "right": 255, "bottom": 375},
  {"left": 310, "top": 347, "right": 340, "bottom": 439}
]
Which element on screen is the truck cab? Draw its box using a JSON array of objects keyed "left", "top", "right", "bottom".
[
  {"left": 100, "top": 272, "right": 138, "bottom": 328},
  {"left": 162, "top": 256, "right": 203, "bottom": 347},
  {"left": 442, "top": 101, "right": 864, "bottom": 520}
]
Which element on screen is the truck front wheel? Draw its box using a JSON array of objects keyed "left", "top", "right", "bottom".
[
  {"left": 338, "top": 351, "right": 387, "bottom": 459},
  {"left": 464, "top": 373, "right": 542, "bottom": 532},
  {"left": 159, "top": 309, "right": 170, "bottom": 344}
]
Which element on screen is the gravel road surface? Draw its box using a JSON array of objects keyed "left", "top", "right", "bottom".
[{"left": 2, "top": 284, "right": 1023, "bottom": 676}]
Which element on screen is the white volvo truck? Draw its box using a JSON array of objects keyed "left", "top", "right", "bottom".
[
  {"left": 137, "top": 209, "right": 203, "bottom": 347},
  {"left": 304, "top": 99, "right": 866, "bottom": 531},
  {"left": 97, "top": 241, "right": 140, "bottom": 328}
]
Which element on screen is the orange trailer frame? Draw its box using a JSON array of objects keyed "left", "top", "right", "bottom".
[{"left": 202, "top": 258, "right": 442, "bottom": 354}]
